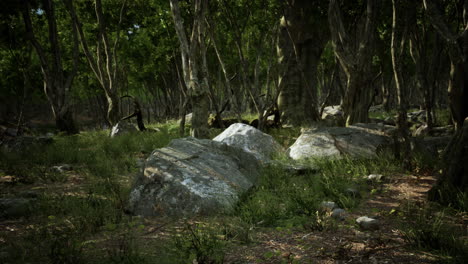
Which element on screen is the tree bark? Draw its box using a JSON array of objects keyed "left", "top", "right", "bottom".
[
  {"left": 64, "top": 0, "right": 126, "bottom": 126},
  {"left": 22, "top": 0, "right": 79, "bottom": 134},
  {"left": 428, "top": 118, "right": 468, "bottom": 206},
  {"left": 170, "top": 0, "right": 210, "bottom": 138},
  {"left": 328, "top": 0, "right": 377, "bottom": 126},
  {"left": 409, "top": 9, "right": 444, "bottom": 130},
  {"left": 391, "top": 0, "right": 413, "bottom": 168},
  {"left": 277, "top": 0, "right": 327, "bottom": 126},
  {"left": 423, "top": 0, "right": 468, "bottom": 131}
]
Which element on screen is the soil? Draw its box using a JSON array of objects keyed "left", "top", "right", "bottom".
[{"left": 1, "top": 170, "right": 465, "bottom": 263}]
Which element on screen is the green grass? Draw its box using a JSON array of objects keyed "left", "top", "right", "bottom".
[
  {"left": 400, "top": 204, "right": 468, "bottom": 263},
  {"left": 234, "top": 153, "right": 400, "bottom": 229},
  {"left": 0, "top": 121, "right": 182, "bottom": 263},
  {"left": 369, "top": 107, "right": 452, "bottom": 127},
  {"left": 0, "top": 119, "right": 462, "bottom": 263}
]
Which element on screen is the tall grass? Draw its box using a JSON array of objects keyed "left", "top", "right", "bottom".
[
  {"left": 234, "top": 152, "right": 400, "bottom": 228},
  {"left": 0, "top": 122, "right": 181, "bottom": 263},
  {"left": 400, "top": 204, "right": 468, "bottom": 263}
]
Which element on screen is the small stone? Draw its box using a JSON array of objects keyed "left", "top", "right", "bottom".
[
  {"left": 320, "top": 201, "right": 337, "bottom": 211},
  {"left": 367, "top": 174, "right": 384, "bottom": 181},
  {"left": 52, "top": 164, "right": 73, "bottom": 173},
  {"left": 331, "top": 208, "right": 346, "bottom": 221},
  {"left": 356, "top": 216, "right": 379, "bottom": 230},
  {"left": 345, "top": 187, "right": 361, "bottom": 198},
  {"left": 110, "top": 121, "right": 137, "bottom": 138}
]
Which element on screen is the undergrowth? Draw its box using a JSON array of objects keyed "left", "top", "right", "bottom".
[
  {"left": 0, "top": 120, "right": 463, "bottom": 263},
  {"left": 234, "top": 152, "right": 401, "bottom": 229},
  {"left": 400, "top": 203, "right": 468, "bottom": 263}
]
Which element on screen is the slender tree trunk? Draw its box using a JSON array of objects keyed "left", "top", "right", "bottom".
[
  {"left": 65, "top": 0, "right": 126, "bottom": 126},
  {"left": 170, "top": 0, "right": 210, "bottom": 138},
  {"left": 22, "top": 0, "right": 79, "bottom": 134},
  {"left": 391, "top": 0, "right": 412, "bottom": 168},
  {"left": 328, "top": 0, "right": 377, "bottom": 126},
  {"left": 409, "top": 14, "right": 444, "bottom": 130},
  {"left": 423, "top": 0, "right": 468, "bottom": 131}
]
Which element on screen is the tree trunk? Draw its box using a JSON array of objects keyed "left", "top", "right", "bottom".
[
  {"left": 391, "top": 0, "right": 413, "bottom": 168},
  {"left": 55, "top": 108, "right": 78, "bottom": 134},
  {"left": 423, "top": 0, "right": 468, "bottom": 131},
  {"left": 170, "top": 0, "right": 210, "bottom": 138},
  {"left": 428, "top": 118, "right": 468, "bottom": 206},
  {"left": 328, "top": 0, "right": 377, "bottom": 126},
  {"left": 409, "top": 13, "right": 444, "bottom": 130},
  {"left": 65, "top": 0, "right": 126, "bottom": 126},
  {"left": 277, "top": 0, "right": 327, "bottom": 126},
  {"left": 22, "top": 0, "right": 79, "bottom": 134}
]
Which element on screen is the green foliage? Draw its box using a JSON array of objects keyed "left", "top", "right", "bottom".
[
  {"left": 234, "top": 152, "right": 400, "bottom": 229},
  {"left": 400, "top": 205, "right": 468, "bottom": 263},
  {"left": 0, "top": 125, "right": 181, "bottom": 263},
  {"left": 434, "top": 108, "right": 452, "bottom": 127},
  {"left": 172, "top": 223, "right": 226, "bottom": 264}
]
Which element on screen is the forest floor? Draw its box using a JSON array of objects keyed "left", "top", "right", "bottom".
[
  {"left": 0, "top": 124, "right": 467, "bottom": 263},
  {"left": 2, "top": 170, "right": 462, "bottom": 263},
  {"left": 132, "top": 174, "right": 452, "bottom": 263}
]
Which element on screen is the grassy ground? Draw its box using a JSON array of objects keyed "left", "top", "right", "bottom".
[{"left": 0, "top": 119, "right": 466, "bottom": 263}]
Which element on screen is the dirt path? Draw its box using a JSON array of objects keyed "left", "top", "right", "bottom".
[
  {"left": 220, "top": 174, "right": 440, "bottom": 263},
  {"left": 0, "top": 172, "right": 455, "bottom": 263}
]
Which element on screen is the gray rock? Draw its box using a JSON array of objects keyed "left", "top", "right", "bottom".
[
  {"left": 178, "top": 113, "right": 193, "bottom": 125},
  {"left": 356, "top": 216, "right": 380, "bottom": 230},
  {"left": 407, "top": 110, "right": 426, "bottom": 123},
  {"left": 367, "top": 174, "right": 384, "bottom": 181},
  {"left": 321, "top": 106, "right": 345, "bottom": 126},
  {"left": 288, "top": 132, "right": 341, "bottom": 160},
  {"left": 288, "top": 126, "right": 391, "bottom": 160},
  {"left": 0, "top": 198, "right": 34, "bottom": 218},
  {"left": 213, "top": 123, "right": 283, "bottom": 163},
  {"left": 413, "top": 124, "right": 430, "bottom": 137},
  {"left": 431, "top": 126, "right": 454, "bottom": 137},
  {"left": 345, "top": 187, "right": 361, "bottom": 198},
  {"left": 51, "top": 164, "right": 73, "bottom": 173},
  {"left": 321, "top": 105, "right": 343, "bottom": 120},
  {"left": 331, "top": 208, "right": 346, "bottom": 221},
  {"left": 127, "top": 137, "right": 261, "bottom": 217},
  {"left": 349, "top": 123, "right": 397, "bottom": 136},
  {"left": 369, "top": 105, "right": 384, "bottom": 113},
  {"left": 110, "top": 121, "right": 137, "bottom": 138},
  {"left": 320, "top": 201, "right": 337, "bottom": 211}
]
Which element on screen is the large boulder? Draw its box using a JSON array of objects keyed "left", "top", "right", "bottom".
[
  {"left": 127, "top": 137, "right": 261, "bottom": 217},
  {"left": 109, "top": 121, "right": 137, "bottom": 138},
  {"left": 287, "top": 126, "right": 391, "bottom": 160},
  {"left": 213, "top": 123, "right": 283, "bottom": 163}
]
